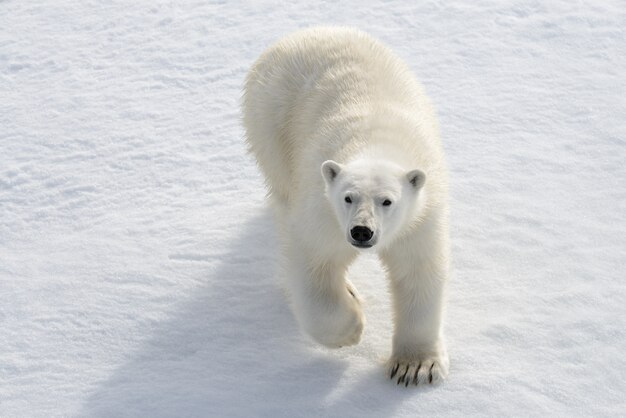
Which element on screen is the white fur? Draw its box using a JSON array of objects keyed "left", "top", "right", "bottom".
[{"left": 242, "top": 27, "right": 450, "bottom": 385}]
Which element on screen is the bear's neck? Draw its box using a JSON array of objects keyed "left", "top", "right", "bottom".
[{"left": 345, "top": 142, "right": 414, "bottom": 169}]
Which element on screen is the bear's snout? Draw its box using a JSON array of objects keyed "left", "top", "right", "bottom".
[{"left": 350, "top": 226, "right": 374, "bottom": 246}]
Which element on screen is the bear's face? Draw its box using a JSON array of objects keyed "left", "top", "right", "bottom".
[{"left": 321, "top": 159, "right": 425, "bottom": 250}]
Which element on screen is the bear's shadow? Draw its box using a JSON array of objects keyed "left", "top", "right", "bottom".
[{"left": 81, "top": 212, "right": 414, "bottom": 417}]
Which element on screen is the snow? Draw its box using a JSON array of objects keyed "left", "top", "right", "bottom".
[{"left": 1, "top": 0, "right": 625, "bottom": 416}]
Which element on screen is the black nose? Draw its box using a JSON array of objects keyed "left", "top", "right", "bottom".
[{"left": 350, "top": 226, "right": 373, "bottom": 242}]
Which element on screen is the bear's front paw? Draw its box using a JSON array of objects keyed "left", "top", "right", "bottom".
[
  {"left": 297, "top": 282, "right": 365, "bottom": 349},
  {"left": 319, "top": 281, "right": 363, "bottom": 348},
  {"left": 307, "top": 309, "right": 364, "bottom": 349},
  {"left": 334, "top": 310, "right": 364, "bottom": 348},
  {"left": 387, "top": 351, "right": 449, "bottom": 387},
  {"left": 332, "top": 282, "right": 364, "bottom": 347}
]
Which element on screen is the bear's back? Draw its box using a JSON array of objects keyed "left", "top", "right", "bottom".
[{"left": 243, "top": 27, "right": 440, "bottom": 204}]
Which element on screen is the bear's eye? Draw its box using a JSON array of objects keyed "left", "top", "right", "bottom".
[
  {"left": 345, "top": 196, "right": 352, "bottom": 204},
  {"left": 382, "top": 199, "right": 392, "bottom": 206}
]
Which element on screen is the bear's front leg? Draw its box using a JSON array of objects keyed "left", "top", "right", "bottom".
[
  {"left": 283, "top": 237, "right": 364, "bottom": 348},
  {"left": 380, "top": 218, "right": 450, "bottom": 386}
]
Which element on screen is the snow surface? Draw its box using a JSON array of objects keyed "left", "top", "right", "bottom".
[{"left": 1, "top": 0, "right": 625, "bottom": 416}]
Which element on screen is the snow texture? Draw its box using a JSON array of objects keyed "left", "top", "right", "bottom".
[{"left": 1, "top": 0, "right": 625, "bottom": 417}]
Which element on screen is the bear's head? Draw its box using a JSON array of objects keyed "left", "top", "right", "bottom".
[{"left": 321, "top": 159, "right": 425, "bottom": 250}]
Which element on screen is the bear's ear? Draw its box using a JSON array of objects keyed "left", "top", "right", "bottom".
[
  {"left": 406, "top": 169, "right": 426, "bottom": 190},
  {"left": 321, "top": 160, "right": 343, "bottom": 184}
]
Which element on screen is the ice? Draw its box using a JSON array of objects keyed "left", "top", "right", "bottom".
[{"left": 1, "top": 0, "right": 625, "bottom": 416}]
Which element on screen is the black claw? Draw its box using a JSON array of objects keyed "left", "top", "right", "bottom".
[
  {"left": 397, "top": 365, "right": 409, "bottom": 385},
  {"left": 414, "top": 362, "right": 422, "bottom": 385},
  {"left": 390, "top": 363, "right": 399, "bottom": 379},
  {"left": 429, "top": 363, "right": 435, "bottom": 384},
  {"left": 347, "top": 287, "right": 355, "bottom": 298}
]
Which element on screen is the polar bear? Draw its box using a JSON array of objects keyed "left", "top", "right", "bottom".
[{"left": 242, "top": 27, "right": 450, "bottom": 386}]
